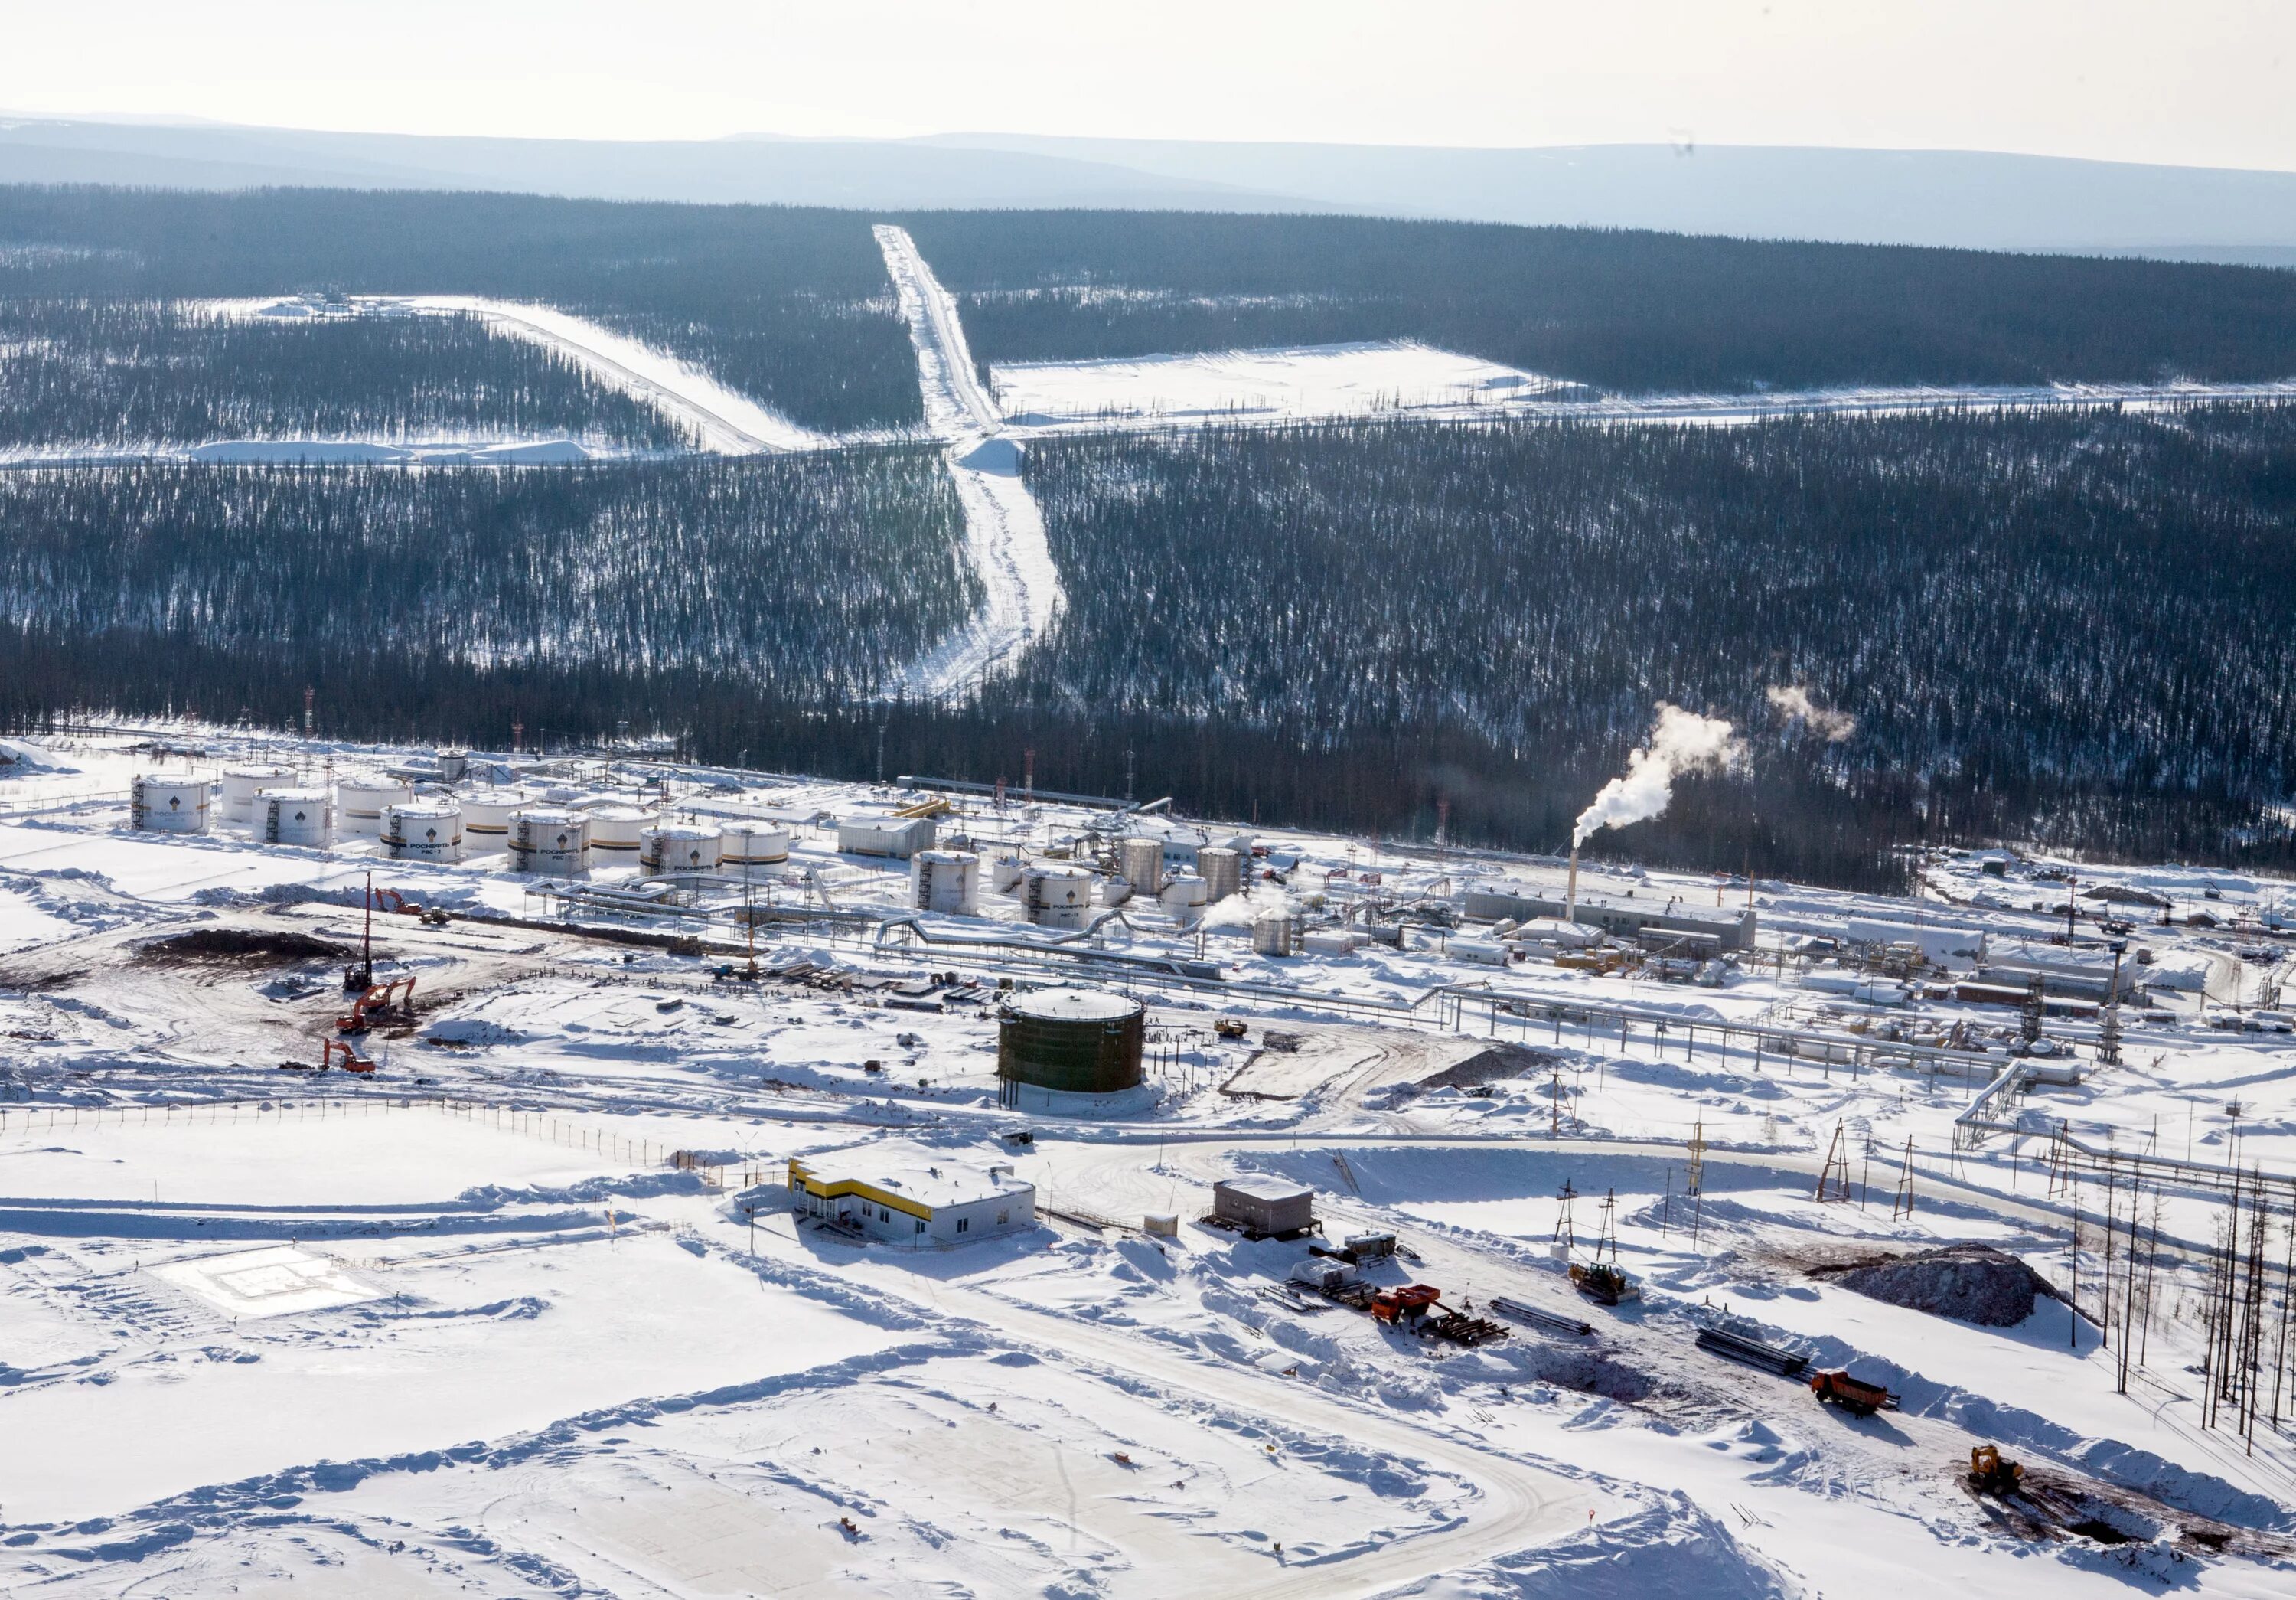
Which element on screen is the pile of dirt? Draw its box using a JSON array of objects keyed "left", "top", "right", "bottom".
[
  {"left": 141, "top": 928, "right": 352, "bottom": 964},
  {"left": 1818, "top": 1242, "right": 2062, "bottom": 1327}
]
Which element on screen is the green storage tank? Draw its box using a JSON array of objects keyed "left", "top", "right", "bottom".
[{"left": 997, "top": 988, "right": 1146, "bottom": 1099}]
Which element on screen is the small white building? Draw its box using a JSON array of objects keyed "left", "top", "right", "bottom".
[
  {"left": 787, "top": 1144, "right": 1035, "bottom": 1246},
  {"left": 838, "top": 814, "right": 938, "bottom": 859}
]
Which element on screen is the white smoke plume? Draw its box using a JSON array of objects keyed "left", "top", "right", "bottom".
[
  {"left": 1765, "top": 684, "right": 1857, "bottom": 742},
  {"left": 1573, "top": 704, "right": 1746, "bottom": 846}
]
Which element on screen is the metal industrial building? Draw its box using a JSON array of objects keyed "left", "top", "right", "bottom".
[
  {"left": 787, "top": 1144, "right": 1035, "bottom": 1246},
  {"left": 1465, "top": 882, "right": 1756, "bottom": 952}
]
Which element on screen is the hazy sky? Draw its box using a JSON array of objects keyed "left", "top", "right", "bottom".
[{"left": 6, "top": 1, "right": 2290, "bottom": 171}]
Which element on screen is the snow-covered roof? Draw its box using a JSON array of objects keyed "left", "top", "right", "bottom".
[{"left": 790, "top": 1142, "right": 1032, "bottom": 1214}]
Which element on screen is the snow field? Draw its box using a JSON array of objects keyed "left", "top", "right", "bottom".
[
  {"left": 2, "top": 1230, "right": 895, "bottom": 1527},
  {"left": 993, "top": 340, "right": 1569, "bottom": 427},
  {"left": 8, "top": 730, "right": 2296, "bottom": 1593}
]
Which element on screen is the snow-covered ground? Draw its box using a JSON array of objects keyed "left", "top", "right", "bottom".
[
  {"left": 876, "top": 226, "right": 1065, "bottom": 700},
  {"left": 993, "top": 340, "right": 1575, "bottom": 427},
  {"left": 3, "top": 727, "right": 2294, "bottom": 1595}
]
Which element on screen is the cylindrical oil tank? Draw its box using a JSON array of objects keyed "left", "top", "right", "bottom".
[
  {"left": 1198, "top": 847, "right": 1243, "bottom": 903},
  {"left": 1161, "top": 872, "right": 1209, "bottom": 924},
  {"left": 510, "top": 806, "right": 589, "bottom": 874},
  {"left": 641, "top": 823, "right": 722, "bottom": 875},
  {"left": 261, "top": 787, "right": 332, "bottom": 847},
  {"left": 1098, "top": 876, "right": 1133, "bottom": 906},
  {"left": 220, "top": 763, "right": 296, "bottom": 824},
  {"left": 1024, "top": 866, "right": 1094, "bottom": 930},
  {"left": 990, "top": 851, "right": 1028, "bottom": 894},
  {"left": 131, "top": 774, "right": 210, "bottom": 834},
  {"left": 586, "top": 805, "right": 648, "bottom": 860},
  {"left": 383, "top": 799, "right": 461, "bottom": 861},
  {"left": 912, "top": 849, "right": 981, "bottom": 916},
  {"left": 335, "top": 771, "right": 412, "bottom": 837},
  {"left": 1252, "top": 913, "right": 1295, "bottom": 956},
  {"left": 997, "top": 988, "right": 1146, "bottom": 1095},
  {"left": 435, "top": 749, "right": 469, "bottom": 785},
  {"left": 460, "top": 788, "right": 529, "bottom": 847},
  {"left": 722, "top": 824, "right": 791, "bottom": 866},
  {"left": 1119, "top": 838, "right": 1165, "bottom": 899}
]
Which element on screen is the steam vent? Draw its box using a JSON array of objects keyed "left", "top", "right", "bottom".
[{"left": 996, "top": 988, "right": 1146, "bottom": 1101}]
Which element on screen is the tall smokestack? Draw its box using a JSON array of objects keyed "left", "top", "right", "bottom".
[{"left": 1566, "top": 844, "right": 1580, "bottom": 922}]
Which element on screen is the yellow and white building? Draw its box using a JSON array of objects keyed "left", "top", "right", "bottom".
[{"left": 788, "top": 1143, "right": 1035, "bottom": 1246}]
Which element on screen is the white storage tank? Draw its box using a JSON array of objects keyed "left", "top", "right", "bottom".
[
  {"left": 220, "top": 763, "right": 296, "bottom": 824},
  {"left": 1161, "top": 872, "right": 1210, "bottom": 924},
  {"left": 722, "top": 824, "right": 791, "bottom": 866},
  {"left": 460, "top": 788, "right": 529, "bottom": 847},
  {"left": 131, "top": 774, "right": 210, "bottom": 834},
  {"left": 261, "top": 787, "right": 332, "bottom": 847},
  {"left": 1098, "top": 876, "right": 1133, "bottom": 906},
  {"left": 1119, "top": 838, "right": 1166, "bottom": 899},
  {"left": 641, "top": 823, "right": 722, "bottom": 875},
  {"left": 383, "top": 799, "right": 462, "bottom": 861},
  {"left": 335, "top": 771, "right": 413, "bottom": 837},
  {"left": 1252, "top": 913, "right": 1295, "bottom": 956},
  {"left": 1024, "top": 866, "right": 1094, "bottom": 930},
  {"left": 912, "top": 849, "right": 981, "bottom": 916},
  {"left": 587, "top": 805, "right": 648, "bottom": 860},
  {"left": 510, "top": 806, "right": 589, "bottom": 874},
  {"left": 1199, "top": 847, "right": 1243, "bottom": 903}
]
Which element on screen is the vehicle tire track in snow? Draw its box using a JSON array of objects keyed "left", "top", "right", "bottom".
[{"left": 874, "top": 225, "right": 1064, "bottom": 701}]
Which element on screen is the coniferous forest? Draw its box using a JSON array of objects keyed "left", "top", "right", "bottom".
[
  {"left": 0, "top": 188, "right": 921, "bottom": 433},
  {"left": 0, "top": 452, "right": 972, "bottom": 704},
  {"left": 5, "top": 406, "right": 2296, "bottom": 888},
  {"left": 7, "top": 190, "right": 2296, "bottom": 886},
  {"left": 901, "top": 210, "right": 2296, "bottom": 392},
  {"left": 0, "top": 301, "right": 690, "bottom": 449}
]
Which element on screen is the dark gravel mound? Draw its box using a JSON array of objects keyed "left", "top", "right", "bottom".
[
  {"left": 1824, "top": 1243, "right": 2061, "bottom": 1327},
  {"left": 141, "top": 928, "right": 351, "bottom": 964}
]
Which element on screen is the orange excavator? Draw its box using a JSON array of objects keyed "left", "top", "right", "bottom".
[
  {"left": 338, "top": 975, "right": 416, "bottom": 1034},
  {"left": 284, "top": 1038, "right": 373, "bottom": 1073}
]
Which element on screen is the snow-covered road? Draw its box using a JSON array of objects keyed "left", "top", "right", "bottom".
[
  {"left": 876, "top": 224, "right": 1065, "bottom": 700},
  {"left": 395, "top": 295, "right": 834, "bottom": 453},
  {"left": 769, "top": 1220, "right": 1604, "bottom": 1599}
]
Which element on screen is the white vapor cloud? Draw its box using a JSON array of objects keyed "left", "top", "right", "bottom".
[
  {"left": 1765, "top": 685, "right": 1857, "bottom": 741},
  {"left": 1573, "top": 704, "right": 1746, "bottom": 846}
]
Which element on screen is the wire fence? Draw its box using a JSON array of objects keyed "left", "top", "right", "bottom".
[{"left": 0, "top": 1092, "right": 771, "bottom": 1190}]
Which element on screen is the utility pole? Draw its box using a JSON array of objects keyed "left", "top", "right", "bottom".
[{"left": 1688, "top": 1120, "right": 1707, "bottom": 1249}]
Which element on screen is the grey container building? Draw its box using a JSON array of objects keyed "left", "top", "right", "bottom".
[
  {"left": 1212, "top": 1177, "right": 1316, "bottom": 1237},
  {"left": 996, "top": 988, "right": 1145, "bottom": 1102}
]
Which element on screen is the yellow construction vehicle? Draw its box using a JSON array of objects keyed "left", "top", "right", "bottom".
[{"left": 1968, "top": 1445, "right": 2023, "bottom": 1495}]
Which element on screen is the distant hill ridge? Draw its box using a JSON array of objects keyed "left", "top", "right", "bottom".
[{"left": 3, "top": 116, "right": 2295, "bottom": 260}]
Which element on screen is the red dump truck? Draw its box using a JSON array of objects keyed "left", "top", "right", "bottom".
[{"left": 1810, "top": 1368, "right": 1898, "bottom": 1416}]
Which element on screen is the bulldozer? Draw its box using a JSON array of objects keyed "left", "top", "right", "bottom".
[
  {"left": 1568, "top": 1261, "right": 1639, "bottom": 1306},
  {"left": 1968, "top": 1445, "right": 2024, "bottom": 1496}
]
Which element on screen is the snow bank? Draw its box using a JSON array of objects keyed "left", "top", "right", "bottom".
[{"left": 1405, "top": 1492, "right": 1803, "bottom": 1598}]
